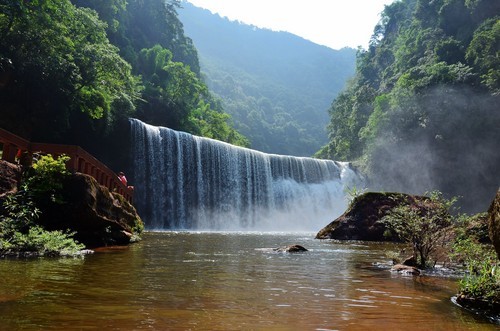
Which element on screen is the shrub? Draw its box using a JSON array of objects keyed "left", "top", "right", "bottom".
[
  {"left": 458, "top": 251, "right": 499, "bottom": 302},
  {"left": 452, "top": 214, "right": 500, "bottom": 309},
  {"left": 24, "top": 154, "right": 70, "bottom": 203},
  {"left": 382, "top": 191, "right": 457, "bottom": 268},
  {"left": 0, "top": 154, "right": 85, "bottom": 257},
  {"left": 10, "top": 226, "right": 85, "bottom": 256}
]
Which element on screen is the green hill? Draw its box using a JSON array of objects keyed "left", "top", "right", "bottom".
[{"left": 179, "top": 1, "right": 356, "bottom": 156}]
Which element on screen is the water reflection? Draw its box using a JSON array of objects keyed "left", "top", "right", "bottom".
[{"left": 0, "top": 232, "right": 496, "bottom": 330}]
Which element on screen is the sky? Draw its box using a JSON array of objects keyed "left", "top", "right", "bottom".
[{"left": 186, "top": 0, "right": 395, "bottom": 50}]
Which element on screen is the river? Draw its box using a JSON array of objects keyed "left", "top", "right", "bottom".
[{"left": 0, "top": 232, "right": 496, "bottom": 330}]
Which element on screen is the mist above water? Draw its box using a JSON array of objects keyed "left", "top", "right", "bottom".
[
  {"left": 130, "top": 119, "right": 361, "bottom": 231},
  {"left": 367, "top": 86, "right": 500, "bottom": 213}
]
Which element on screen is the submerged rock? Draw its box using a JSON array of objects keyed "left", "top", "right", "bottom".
[
  {"left": 455, "top": 294, "right": 500, "bottom": 319},
  {"left": 274, "top": 245, "right": 308, "bottom": 253},
  {"left": 488, "top": 188, "right": 500, "bottom": 260},
  {"left": 390, "top": 264, "right": 421, "bottom": 276},
  {"left": 316, "top": 192, "right": 430, "bottom": 241}
]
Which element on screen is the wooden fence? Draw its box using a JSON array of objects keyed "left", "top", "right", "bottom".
[{"left": 0, "top": 128, "right": 133, "bottom": 202}]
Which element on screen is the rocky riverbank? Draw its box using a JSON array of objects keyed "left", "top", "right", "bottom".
[
  {"left": 316, "top": 189, "right": 500, "bottom": 321},
  {"left": 0, "top": 158, "right": 143, "bottom": 255}
]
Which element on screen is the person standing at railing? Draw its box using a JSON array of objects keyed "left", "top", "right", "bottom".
[
  {"left": 118, "top": 171, "right": 128, "bottom": 186},
  {"left": 118, "top": 171, "right": 134, "bottom": 192}
]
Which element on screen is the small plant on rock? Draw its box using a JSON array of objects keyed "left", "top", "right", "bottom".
[
  {"left": 345, "top": 185, "right": 367, "bottom": 204},
  {"left": 24, "top": 154, "right": 70, "bottom": 203}
]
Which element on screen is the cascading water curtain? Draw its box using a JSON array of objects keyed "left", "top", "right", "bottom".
[{"left": 130, "top": 119, "right": 362, "bottom": 231}]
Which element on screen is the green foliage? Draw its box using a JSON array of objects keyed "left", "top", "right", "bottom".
[
  {"left": 344, "top": 185, "right": 367, "bottom": 204},
  {"left": 0, "top": 194, "right": 39, "bottom": 236},
  {"left": 135, "top": 44, "right": 248, "bottom": 146},
  {"left": 451, "top": 213, "right": 499, "bottom": 305},
  {"left": 359, "top": 94, "right": 390, "bottom": 147},
  {"left": 1, "top": 0, "right": 246, "bottom": 156},
  {"left": 458, "top": 256, "right": 500, "bottom": 303},
  {"left": 382, "top": 191, "right": 457, "bottom": 268},
  {"left": 466, "top": 17, "right": 500, "bottom": 94},
  {"left": 0, "top": 0, "right": 140, "bottom": 138},
  {"left": 7, "top": 226, "right": 85, "bottom": 257},
  {"left": 24, "top": 155, "right": 70, "bottom": 203},
  {"left": 71, "top": 0, "right": 127, "bottom": 34},
  {"left": 118, "top": 0, "right": 199, "bottom": 74},
  {"left": 452, "top": 215, "right": 499, "bottom": 304},
  {"left": 0, "top": 192, "right": 84, "bottom": 257}
]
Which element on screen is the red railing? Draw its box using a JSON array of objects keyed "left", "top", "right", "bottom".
[{"left": 0, "top": 128, "right": 133, "bottom": 203}]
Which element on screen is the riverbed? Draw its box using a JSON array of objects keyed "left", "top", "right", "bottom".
[{"left": 0, "top": 232, "right": 496, "bottom": 330}]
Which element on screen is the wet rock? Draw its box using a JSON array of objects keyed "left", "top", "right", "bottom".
[
  {"left": 0, "top": 160, "right": 21, "bottom": 198},
  {"left": 488, "top": 188, "right": 500, "bottom": 260},
  {"left": 402, "top": 256, "right": 417, "bottom": 267},
  {"left": 391, "top": 264, "right": 421, "bottom": 276},
  {"left": 456, "top": 294, "right": 500, "bottom": 318},
  {"left": 316, "top": 192, "right": 431, "bottom": 241},
  {"left": 38, "top": 173, "right": 143, "bottom": 248},
  {"left": 274, "top": 244, "right": 308, "bottom": 253}
]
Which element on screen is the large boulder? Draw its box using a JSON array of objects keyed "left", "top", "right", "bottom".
[
  {"left": 0, "top": 160, "right": 21, "bottom": 198},
  {"left": 38, "top": 173, "right": 143, "bottom": 248},
  {"left": 488, "top": 188, "right": 500, "bottom": 260},
  {"left": 316, "top": 192, "right": 428, "bottom": 241}
]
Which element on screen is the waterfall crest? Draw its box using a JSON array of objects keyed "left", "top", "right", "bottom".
[{"left": 130, "top": 119, "right": 361, "bottom": 231}]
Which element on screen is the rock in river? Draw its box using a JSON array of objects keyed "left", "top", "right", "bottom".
[{"left": 316, "top": 192, "right": 432, "bottom": 241}]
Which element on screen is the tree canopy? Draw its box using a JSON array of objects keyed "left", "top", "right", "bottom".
[
  {"left": 0, "top": 0, "right": 139, "bottom": 141},
  {"left": 0, "top": 0, "right": 247, "bottom": 150}
]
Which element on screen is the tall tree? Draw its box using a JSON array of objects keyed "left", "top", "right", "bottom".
[{"left": 0, "top": 0, "right": 140, "bottom": 141}]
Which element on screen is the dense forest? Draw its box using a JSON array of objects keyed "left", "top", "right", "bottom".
[
  {"left": 318, "top": 0, "right": 499, "bottom": 212},
  {"left": 0, "top": 0, "right": 248, "bottom": 169},
  {"left": 179, "top": 2, "right": 356, "bottom": 156}
]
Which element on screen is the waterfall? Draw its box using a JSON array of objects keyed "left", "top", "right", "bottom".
[{"left": 130, "top": 119, "right": 361, "bottom": 231}]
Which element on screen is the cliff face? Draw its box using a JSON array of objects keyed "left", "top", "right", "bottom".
[
  {"left": 0, "top": 160, "right": 143, "bottom": 248},
  {"left": 39, "top": 173, "right": 143, "bottom": 248}
]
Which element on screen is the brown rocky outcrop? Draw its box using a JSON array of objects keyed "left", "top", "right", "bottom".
[
  {"left": 0, "top": 160, "right": 21, "bottom": 198},
  {"left": 316, "top": 192, "right": 429, "bottom": 241},
  {"left": 38, "top": 173, "right": 143, "bottom": 248},
  {"left": 0, "top": 159, "right": 143, "bottom": 248},
  {"left": 488, "top": 188, "right": 500, "bottom": 260}
]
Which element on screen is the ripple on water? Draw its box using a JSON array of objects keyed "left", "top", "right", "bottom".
[{"left": 0, "top": 232, "right": 497, "bottom": 330}]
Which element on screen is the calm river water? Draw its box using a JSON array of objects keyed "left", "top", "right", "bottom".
[{"left": 0, "top": 232, "right": 497, "bottom": 330}]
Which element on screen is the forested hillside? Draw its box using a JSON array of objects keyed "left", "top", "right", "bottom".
[
  {"left": 179, "top": 2, "right": 356, "bottom": 156},
  {"left": 318, "top": 0, "right": 499, "bottom": 212},
  {"left": 0, "top": 0, "right": 247, "bottom": 169}
]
